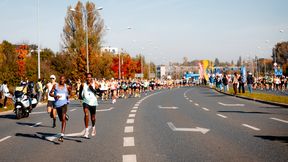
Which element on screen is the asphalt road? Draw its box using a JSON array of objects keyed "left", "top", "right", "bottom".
[{"left": 0, "top": 87, "right": 287, "bottom": 162}]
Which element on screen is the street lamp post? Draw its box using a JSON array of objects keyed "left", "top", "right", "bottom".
[
  {"left": 70, "top": 6, "right": 103, "bottom": 73},
  {"left": 37, "top": 0, "right": 40, "bottom": 79}
]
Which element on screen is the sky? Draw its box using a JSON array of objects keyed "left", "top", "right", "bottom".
[{"left": 0, "top": 0, "right": 287, "bottom": 65}]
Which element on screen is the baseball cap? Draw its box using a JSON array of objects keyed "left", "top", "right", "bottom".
[{"left": 50, "top": 75, "right": 56, "bottom": 79}]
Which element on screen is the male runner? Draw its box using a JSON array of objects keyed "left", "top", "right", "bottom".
[{"left": 79, "top": 73, "right": 99, "bottom": 138}]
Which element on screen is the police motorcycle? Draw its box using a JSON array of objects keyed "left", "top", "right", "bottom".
[{"left": 12, "top": 81, "right": 38, "bottom": 119}]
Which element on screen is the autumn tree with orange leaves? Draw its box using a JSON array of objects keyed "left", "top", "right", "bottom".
[{"left": 16, "top": 45, "right": 29, "bottom": 78}]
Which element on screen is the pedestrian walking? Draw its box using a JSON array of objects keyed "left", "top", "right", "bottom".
[
  {"left": 49, "top": 75, "right": 71, "bottom": 142},
  {"left": 79, "top": 73, "right": 99, "bottom": 138}
]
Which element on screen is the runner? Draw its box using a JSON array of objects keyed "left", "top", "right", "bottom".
[
  {"left": 79, "top": 73, "right": 99, "bottom": 138},
  {"left": 46, "top": 75, "right": 57, "bottom": 128},
  {"left": 49, "top": 75, "right": 71, "bottom": 142},
  {"left": 110, "top": 78, "right": 117, "bottom": 104}
]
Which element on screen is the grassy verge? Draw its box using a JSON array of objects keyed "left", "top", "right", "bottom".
[{"left": 226, "top": 88, "right": 288, "bottom": 104}]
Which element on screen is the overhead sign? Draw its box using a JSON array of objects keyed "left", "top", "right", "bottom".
[{"left": 274, "top": 68, "right": 283, "bottom": 76}]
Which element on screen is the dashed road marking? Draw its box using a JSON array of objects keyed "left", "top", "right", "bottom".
[
  {"left": 242, "top": 124, "right": 260, "bottom": 131},
  {"left": 131, "top": 110, "right": 137, "bottom": 113},
  {"left": 124, "top": 126, "right": 134, "bottom": 133},
  {"left": 30, "top": 122, "right": 42, "bottom": 127},
  {"left": 129, "top": 114, "right": 136, "bottom": 118},
  {"left": 194, "top": 103, "right": 199, "bottom": 106},
  {"left": 30, "top": 111, "right": 47, "bottom": 115},
  {"left": 218, "top": 102, "right": 244, "bottom": 107},
  {"left": 135, "top": 104, "right": 139, "bottom": 107},
  {"left": 126, "top": 119, "right": 135, "bottom": 124},
  {"left": 202, "top": 107, "right": 210, "bottom": 111},
  {"left": 123, "top": 137, "right": 135, "bottom": 147},
  {"left": 69, "top": 108, "right": 76, "bottom": 112},
  {"left": 132, "top": 107, "right": 138, "bottom": 109},
  {"left": 270, "top": 117, "right": 288, "bottom": 124},
  {"left": 217, "top": 114, "right": 227, "bottom": 118},
  {"left": 0, "top": 136, "right": 11, "bottom": 143},
  {"left": 158, "top": 105, "right": 178, "bottom": 109},
  {"left": 123, "top": 154, "right": 137, "bottom": 162},
  {"left": 97, "top": 107, "right": 114, "bottom": 112},
  {"left": 189, "top": 100, "right": 193, "bottom": 102}
]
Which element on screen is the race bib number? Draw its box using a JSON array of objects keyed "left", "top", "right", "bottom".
[{"left": 58, "top": 93, "right": 66, "bottom": 100}]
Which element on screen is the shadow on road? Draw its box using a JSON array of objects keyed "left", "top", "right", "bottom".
[
  {"left": 15, "top": 132, "right": 82, "bottom": 145},
  {"left": 254, "top": 135, "right": 288, "bottom": 144},
  {"left": 15, "top": 132, "right": 61, "bottom": 145},
  {"left": 0, "top": 114, "right": 16, "bottom": 120},
  {"left": 16, "top": 122, "right": 51, "bottom": 128},
  {"left": 218, "top": 110, "right": 272, "bottom": 114}
]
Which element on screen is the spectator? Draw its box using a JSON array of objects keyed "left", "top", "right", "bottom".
[
  {"left": 36, "top": 79, "right": 43, "bottom": 102},
  {"left": 2, "top": 81, "right": 10, "bottom": 109},
  {"left": 247, "top": 72, "right": 254, "bottom": 93},
  {"left": 232, "top": 72, "right": 239, "bottom": 95},
  {"left": 222, "top": 74, "right": 229, "bottom": 92}
]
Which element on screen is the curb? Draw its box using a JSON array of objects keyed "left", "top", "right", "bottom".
[{"left": 211, "top": 87, "right": 288, "bottom": 108}]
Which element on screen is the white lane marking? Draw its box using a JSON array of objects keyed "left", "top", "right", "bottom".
[
  {"left": 123, "top": 137, "right": 135, "bottom": 147},
  {"left": 218, "top": 102, "right": 244, "bottom": 107},
  {"left": 135, "top": 104, "right": 139, "bottom": 107},
  {"left": 194, "top": 103, "right": 199, "bottom": 106},
  {"left": 129, "top": 114, "right": 136, "bottom": 118},
  {"left": 270, "top": 117, "right": 288, "bottom": 124},
  {"left": 30, "top": 122, "right": 42, "bottom": 127},
  {"left": 69, "top": 108, "right": 76, "bottom": 112},
  {"left": 217, "top": 114, "right": 227, "bottom": 118},
  {"left": 242, "top": 124, "right": 260, "bottom": 131},
  {"left": 189, "top": 100, "right": 193, "bottom": 102},
  {"left": 131, "top": 110, "right": 137, "bottom": 113},
  {"left": 124, "top": 126, "right": 134, "bottom": 133},
  {"left": 0, "top": 136, "right": 12, "bottom": 143},
  {"left": 167, "top": 122, "right": 210, "bottom": 134},
  {"left": 126, "top": 119, "right": 135, "bottom": 124},
  {"left": 202, "top": 107, "right": 210, "bottom": 111},
  {"left": 133, "top": 107, "right": 138, "bottom": 109},
  {"left": 123, "top": 154, "right": 137, "bottom": 162},
  {"left": 96, "top": 107, "right": 114, "bottom": 112},
  {"left": 30, "top": 111, "right": 47, "bottom": 115},
  {"left": 158, "top": 105, "right": 178, "bottom": 109},
  {"left": 65, "top": 126, "right": 91, "bottom": 137}
]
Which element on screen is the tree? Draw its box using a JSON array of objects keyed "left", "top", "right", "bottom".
[
  {"left": 237, "top": 56, "right": 242, "bottom": 66},
  {"left": 273, "top": 41, "right": 288, "bottom": 65},
  {"left": 62, "top": 1, "right": 104, "bottom": 78},
  {"left": 214, "top": 58, "right": 220, "bottom": 66},
  {"left": 183, "top": 57, "right": 188, "bottom": 66},
  {"left": 0, "top": 40, "right": 19, "bottom": 84}
]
